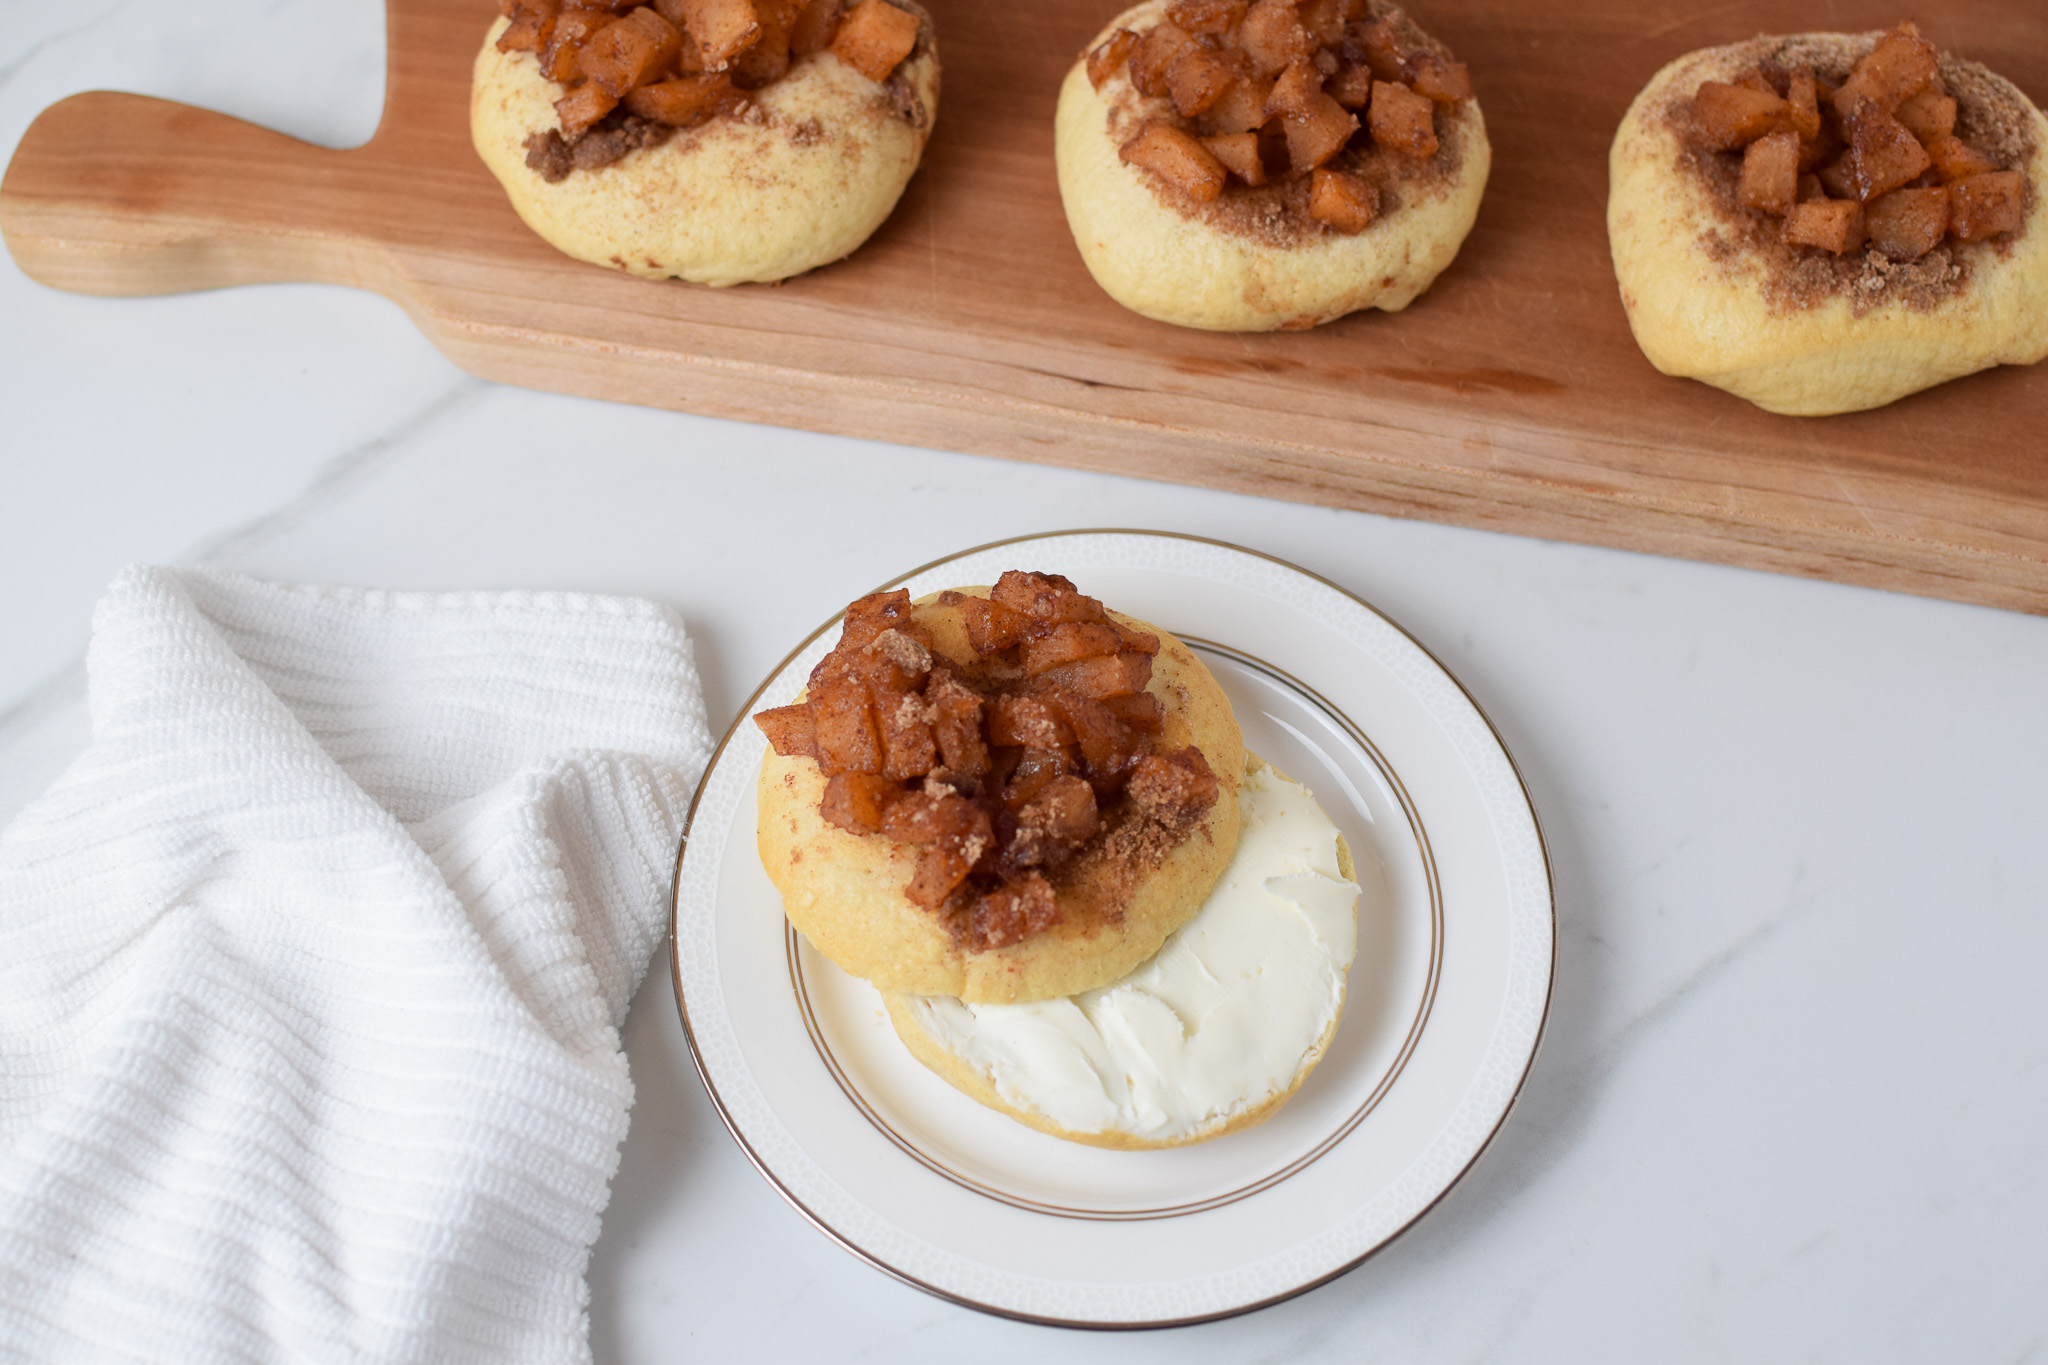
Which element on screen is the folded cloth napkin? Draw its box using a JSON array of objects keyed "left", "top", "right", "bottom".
[{"left": 0, "top": 567, "right": 712, "bottom": 1363}]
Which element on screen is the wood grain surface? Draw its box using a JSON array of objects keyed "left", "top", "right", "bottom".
[{"left": 4, "top": 0, "right": 2045, "bottom": 613}]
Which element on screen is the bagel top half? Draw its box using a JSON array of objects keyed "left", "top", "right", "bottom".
[
  {"left": 757, "top": 589, "right": 1244, "bottom": 1005},
  {"left": 1607, "top": 29, "right": 2048, "bottom": 415}
]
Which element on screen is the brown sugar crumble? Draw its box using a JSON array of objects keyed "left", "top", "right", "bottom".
[
  {"left": 1088, "top": 0, "right": 1476, "bottom": 247},
  {"left": 525, "top": 110, "right": 674, "bottom": 181},
  {"left": 753, "top": 573, "right": 1222, "bottom": 954},
  {"left": 1661, "top": 22, "right": 2037, "bottom": 316},
  {"left": 501, "top": 0, "right": 933, "bottom": 182}
]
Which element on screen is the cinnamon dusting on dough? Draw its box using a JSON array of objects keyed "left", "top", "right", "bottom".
[{"left": 1056, "top": 808, "right": 1183, "bottom": 918}]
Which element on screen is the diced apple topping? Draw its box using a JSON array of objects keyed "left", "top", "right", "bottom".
[
  {"left": 1131, "top": 22, "right": 1201, "bottom": 97},
  {"left": 1286, "top": 91, "right": 1361, "bottom": 170},
  {"left": 1297, "top": 0, "right": 1348, "bottom": 46},
  {"left": 1087, "top": 29, "right": 1140, "bottom": 89},
  {"left": 1692, "top": 82, "right": 1788, "bottom": 151},
  {"left": 1827, "top": 21, "right": 1938, "bottom": 117},
  {"left": 660, "top": 0, "right": 759, "bottom": 69},
  {"left": 1783, "top": 197, "right": 1865, "bottom": 254},
  {"left": 554, "top": 81, "right": 620, "bottom": 137},
  {"left": 1169, "top": 45, "right": 1248, "bottom": 117},
  {"left": 967, "top": 877, "right": 1059, "bottom": 952},
  {"left": 542, "top": 9, "right": 615, "bottom": 82},
  {"left": 731, "top": 0, "right": 806, "bottom": 87},
  {"left": 508, "top": 0, "right": 917, "bottom": 180},
  {"left": 1782, "top": 67, "right": 1821, "bottom": 140},
  {"left": 787, "top": 0, "right": 843, "bottom": 58},
  {"left": 1739, "top": 129, "right": 1799, "bottom": 216},
  {"left": 1167, "top": 0, "right": 1248, "bottom": 36},
  {"left": 1200, "top": 73, "right": 1275, "bottom": 134},
  {"left": 1949, "top": 171, "right": 2024, "bottom": 243},
  {"left": 830, "top": 0, "right": 919, "bottom": 83},
  {"left": 1865, "top": 185, "right": 1949, "bottom": 261},
  {"left": 498, "top": 0, "right": 563, "bottom": 54},
  {"left": 1098, "top": 0, "right": 1473, "bottom": 224},
  {"left": 580, "top": 7, "right": 683, "bottom": 97},
  {"left": 1327, "top": 62, "right": 1375, "bottom": 108},
  {"left": 1892, "top": 89, "right": 1955, "bottom": 143},
  {"left": 1795, "top": 117, "right": 1841, "bottom": 173},
  {"left": 752, "top": 573, "right": 1217, "bottom": 955},
  {"left": 1020, "top": 622, "right": 1127, "bottom": 674},
  {"left": 1840, "top": 103, "right": 1931, "bottom": 201},
  {"left": 1405, "top": 53, "right": 1470, "bottom": 103},
  {"left": 1683, "top": 22, "right": 2026, "bottom": 262},
  {"left": 1814, "top": 152, "right": 1858, "bottom": 201},
  {"left": 1733, "top": 68, "right": 1776, "bottom": 98},
  {"left": 1238, "top": 0, "right": 1315, "bottom": 78},
  {"left": 1345, "top": 17, "right": 1405, "bottom": 81},
  {"left": 1310, "top": 165, "right": 1378, "bottom": 231},
  {"left": 1120, "top": 121, "right": 1228, "bottom": 202},
  {"left": 1266, "top": 56, "right": 1325, "bottom": 119},
  {"left": 1202, "top": 131, "right": 1268, "bottom": 185},
  {"left": 1367, "top": 78, "right": 1434, "bottom": 157},
  {"left": 1926, "top": 134, "right": 1998, "bottom": 183},
  {"left": 623, "top": 72, "right": 743, "bottom": 125},
  {"left": 820, "top": 771, "right": 900, "bottom": 833}
]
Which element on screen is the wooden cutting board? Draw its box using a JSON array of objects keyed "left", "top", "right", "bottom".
[{"left": 5, "top": 0, "right": 2045, "bottom": 614}]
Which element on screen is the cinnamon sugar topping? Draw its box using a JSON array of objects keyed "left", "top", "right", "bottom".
[
  {"left": 1662, "top": 26, "right": 2037, "bottom": 315},
  {"left": 1092, "top": 0, "right": 1475, "bottom": 246},
  {"left": 499, "top": 0, "right": 932, "bottom": 180}
]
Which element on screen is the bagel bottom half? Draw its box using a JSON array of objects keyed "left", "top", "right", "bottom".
[
  {"left": 883, "top": 756, "right": 1359, "bottom": 1150},
  {"left": 757, "top": 595, "right": 1244, "bottom": 1005}
]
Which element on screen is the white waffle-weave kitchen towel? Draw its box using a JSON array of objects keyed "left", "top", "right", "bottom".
[{"left": 0, "top": 566, "right": 712, "bottom": 1363}]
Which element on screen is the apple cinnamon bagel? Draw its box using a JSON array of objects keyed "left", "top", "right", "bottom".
[
  {"left": 1608, "top": 21, "right": 2048, "bottom": 415},
  {"left": 884, "top": 755, "right": 1360, "bottom": 1150},
  {"left": 472, "top": 0, "right": 939, "bottom": 285},
  {"left": 755, "top": 573, "right": 1244, "bottom": 1005},
  {"left": 1055, "top": 0, "right": 1489, "bottom": 331}
]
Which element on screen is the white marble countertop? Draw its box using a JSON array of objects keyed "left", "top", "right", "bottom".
[{"left": 5, "top": 4, "right": 2047, "bottom": 1360}]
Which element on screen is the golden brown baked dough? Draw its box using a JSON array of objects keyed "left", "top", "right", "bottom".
[
  {"left": 1608, "top": 28, "right": 2048, "bottom": 415},
  {"left": 757, "top": 589, "right": 1244, "bottom": 1004},
  {"left": 471, "top": 9, "right": 938, "bottom": 285}
]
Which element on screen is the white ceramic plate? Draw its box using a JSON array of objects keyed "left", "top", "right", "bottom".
[{"left": 670, "top": 531, "right": 1553, "bottom": 1326}]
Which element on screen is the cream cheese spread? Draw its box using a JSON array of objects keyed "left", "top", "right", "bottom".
[{"left": 903, "top": 762, "right": 1360, "bottom": 1143}]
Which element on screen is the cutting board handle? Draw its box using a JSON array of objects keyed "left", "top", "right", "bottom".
[{"left": 0, "top": 90, "right": 392, "bottom": 296}]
